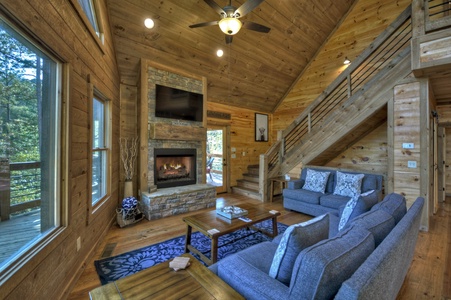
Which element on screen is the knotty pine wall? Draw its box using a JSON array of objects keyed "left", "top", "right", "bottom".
[
  {"left": 207, "top": 102, "right": 272, "bottom": 188},
  {"left": 0, "top": 1, "right": 120, "bottom": 299},
  {"left": 437, "top": 105, "right": 451, "bottom": 195}
]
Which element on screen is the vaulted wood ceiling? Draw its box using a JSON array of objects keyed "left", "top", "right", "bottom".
[{"left": 107, "top": 0, "right": 355, "bottom": 113}]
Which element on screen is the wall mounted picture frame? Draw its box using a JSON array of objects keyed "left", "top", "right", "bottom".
[{"left": 255, "top": 113, "right": 268, "bottom": 142}]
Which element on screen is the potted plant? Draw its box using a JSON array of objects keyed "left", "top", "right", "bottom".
[{"left": 119, "top": 137, "right": 139, "bottom": 198}]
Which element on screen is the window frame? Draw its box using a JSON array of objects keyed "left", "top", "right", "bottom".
[
  {"left": 0, "top": 13, "right": 69, "bottom": 282},
  {"left": 87, "top": 81, "right": 111, "bottom": 224},
  {"left": 70, "top": 0, "right": 105, "bottom": 52}
]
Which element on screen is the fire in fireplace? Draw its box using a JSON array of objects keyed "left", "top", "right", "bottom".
[{"left": 154, "top": 148, "right": 197, "bottom": 188}]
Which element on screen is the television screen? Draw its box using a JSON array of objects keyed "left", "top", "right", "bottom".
[{"left": 155, "top": 84, "right": 204, "bottom": 122}]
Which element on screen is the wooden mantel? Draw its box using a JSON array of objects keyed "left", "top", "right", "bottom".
[{"left": 149, "top": 122, "right": 207, "bottom": 141}]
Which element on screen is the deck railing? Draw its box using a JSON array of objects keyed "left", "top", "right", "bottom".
[
  {"left": 0, "top": 159, "right": 41, "bottom": 221},
  {"left": 259, "top": 5, "right": 413, "bottom": 201}
]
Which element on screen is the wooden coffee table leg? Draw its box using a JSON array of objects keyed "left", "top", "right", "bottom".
[
  {"left": 272, "top": 216, "right": 278, "bottom": 237},
  {"left": 211, "top": 237, "right": 218, "bottom": 264},
  {"left": 185, "top": 224, "right": 192, "bottom": 253}
]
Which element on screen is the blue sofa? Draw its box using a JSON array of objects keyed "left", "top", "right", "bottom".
[
  {"left": 209, "top": 193, "right": 424, "bottom": 300},
  {"left": 283, "top": 166, "right": 384, "bottom": 216}
]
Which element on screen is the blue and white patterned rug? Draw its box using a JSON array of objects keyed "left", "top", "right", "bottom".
[{"left": 94, "top": 220, "right": 287, "bottom": 285}]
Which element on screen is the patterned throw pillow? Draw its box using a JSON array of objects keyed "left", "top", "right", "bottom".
[
  {"left": 333, "top": 171, "right": 365, "bottom": 197},
  {"left": 338, "top": 190, "right": 375, "bottom": 231},
  {"left": 302, "top": 169, "right": 330, "bottom": 193},
  {"left": 269, "top": 214, "right": 329, "bottom": 285}
]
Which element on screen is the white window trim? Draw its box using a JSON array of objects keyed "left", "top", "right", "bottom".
[{"left": 87, "top": 79, "right": 111, "bottom": 224}]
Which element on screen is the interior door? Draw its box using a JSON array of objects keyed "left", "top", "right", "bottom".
[{"left": 207, "top": 125, "right": 228, "bottom": 194}]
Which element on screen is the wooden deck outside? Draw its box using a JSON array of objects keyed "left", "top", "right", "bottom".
[{"left": 0, "top": 209, "right": 41, "bottom": 268}]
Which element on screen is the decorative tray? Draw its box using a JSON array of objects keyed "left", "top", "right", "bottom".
[{"left": 216, "top": 205, "right": 248, "bottom": 219}]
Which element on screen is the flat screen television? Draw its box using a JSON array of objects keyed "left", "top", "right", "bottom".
[{"left": 155, "top": 84, "right": 204, "bottom": 122}]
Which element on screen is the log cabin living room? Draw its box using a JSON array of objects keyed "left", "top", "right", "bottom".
[{"left": 0, "top": 0, "right": 450, "bottom": 299}]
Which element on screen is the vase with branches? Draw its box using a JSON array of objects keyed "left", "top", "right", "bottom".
[{"left": 119, "top": 137, "right": 139, "bottom": 197}]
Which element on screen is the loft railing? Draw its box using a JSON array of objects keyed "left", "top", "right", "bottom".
[
  {"left": 425, "top": 0, "right": 451, "bottom": 32},
  {"left": 259, "top": 5, "right": 413, "bottom": 201},
  {"left": 0, "top": 160, "right": 41, "bottom": 221}
]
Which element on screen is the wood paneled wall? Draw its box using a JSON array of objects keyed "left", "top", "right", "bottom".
[
  {"left": 207, "top": 102, "right": 272, "bottom": 187},
  {"left": 273, "top": 0, "right": 411, "bottom": 135},
  {"left": 0, "top": 1, "right": 120, "bottom": 299},
  {"left": 326, "top": 123, "right": 388, "bottom": 175}
]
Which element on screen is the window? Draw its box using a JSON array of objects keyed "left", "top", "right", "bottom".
[
  {"left": 90, "top": 89, "right": 110, "bottom": 208},
  {"left": 76, "top": 0, "right": 104, "bottom": 43},
  {"left": 0, "top": 17, "right": 63, "bottom": 271}
]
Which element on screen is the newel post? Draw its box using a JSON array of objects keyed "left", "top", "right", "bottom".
[
  {"left": 0, "top": 158, "right": 11, "bottom": 221},
  {"left": 259, "top": 154, "right": 269, "bottom": 202}
]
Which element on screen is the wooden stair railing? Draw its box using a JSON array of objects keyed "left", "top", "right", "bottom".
[{"left": 259, "top": 5, "right": 413, "bottom": 202}]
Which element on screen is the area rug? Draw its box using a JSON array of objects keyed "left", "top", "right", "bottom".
[{"left": 95, "top": 220, "right": 287, "bottom": 285}]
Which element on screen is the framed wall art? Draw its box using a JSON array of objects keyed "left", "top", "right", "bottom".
[{"left": 255, "top": 113, "right": 268, "bottom": 142}]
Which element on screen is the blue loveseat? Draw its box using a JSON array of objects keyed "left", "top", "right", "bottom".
[
  {"left": 283, "top": 166, "right": 384, "bottom": 217},
  {"left": 209, "top": 193, "right": 424, "bottom": 300}
]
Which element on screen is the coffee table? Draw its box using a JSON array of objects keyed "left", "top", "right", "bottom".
[
  {"left": 183, "top": 203, "right": 280, "bottom": 266},
  {"left": 89, "top": 253, "right": 243, "bottom": 299}
]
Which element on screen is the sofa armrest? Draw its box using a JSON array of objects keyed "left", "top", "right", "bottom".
[
  {"left": 217, "top": 255, "right": 290, "bottom": 300},
  {"left": 287, "top": 179, "right": 304, "bottom": 190}
]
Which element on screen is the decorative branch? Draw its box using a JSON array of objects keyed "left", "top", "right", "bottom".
[{"left": 119, "top": 137, "right": 139, "bottom": 181}]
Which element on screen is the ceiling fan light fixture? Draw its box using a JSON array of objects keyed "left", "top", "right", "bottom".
[
  {"left": 343, "top": 57, "right": 351, "bottom": 65},
  {"left": 219, "top": 17, "right": 242, "bottom": 35}
]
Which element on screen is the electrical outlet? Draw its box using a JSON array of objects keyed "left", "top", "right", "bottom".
[
  {"left": 231, "top": 154, "right": 236, "bottom": 158},
  {"left": 76, "top": 237, "right": 81, "bottom": 252},
  {"left": 402, "top": 143, "right": 414, "bottom": 149},
  {"left": 407, "top": 161, "right": 417, "bottom": 168}
]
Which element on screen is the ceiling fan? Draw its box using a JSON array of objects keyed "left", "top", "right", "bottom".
[{"left": 189, "top": 0, "right": 271, "bottom": 44}]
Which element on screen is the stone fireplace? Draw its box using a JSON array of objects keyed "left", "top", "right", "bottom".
[
  {"left": 154, "top": 148, "right": 197, "bottom": 188},
  {"left": 140, "top": 66, "right": 216, "bottom": 220}
]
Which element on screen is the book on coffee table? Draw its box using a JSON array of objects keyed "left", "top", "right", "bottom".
[{"left": 216, "top": 205, "right": 248, "bottom": 219}]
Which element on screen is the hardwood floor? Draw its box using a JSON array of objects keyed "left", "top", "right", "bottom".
[{"left": 67, "top": 194, "right": 451, "bottom": 299}]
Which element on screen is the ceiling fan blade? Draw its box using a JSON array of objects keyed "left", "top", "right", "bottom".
[
  {"left": 242, "top": 21, "right": 271, "bottom": 33},
  {"left": 225, "top": 35, "right": 233, "bottom": 44},
  {"left": 189, "top": 20, "right": 219, "bottom": 28},
  {"left": 234, "top": 0, "right": 265, "bottom": 17},
  {"left": 204, "top": 0, "right": 226, "bottom": 15}
]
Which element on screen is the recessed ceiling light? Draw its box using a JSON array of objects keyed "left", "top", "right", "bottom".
[
  {"left": 216, "top": 49, "right": 224, "bottom": 57},
  {"left": 144, "top": 18, "right": 155, "bottom": 29}
]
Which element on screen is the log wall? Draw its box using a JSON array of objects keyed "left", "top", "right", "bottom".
[{"left": 0, "top": 1, "right": 120, "bottom": 299}]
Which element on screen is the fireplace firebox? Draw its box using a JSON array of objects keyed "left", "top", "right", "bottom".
[{"left": 154, "top": 148, "right": 197, "bottom": 188}]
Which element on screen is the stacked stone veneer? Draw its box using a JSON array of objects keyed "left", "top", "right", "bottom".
[
  {"left": 140, "top": 184, "right": 216, "bottom": 220},
  {"left": 147, "top": 67, "right": 205, "bottom": 188},
  {"left": 145, "top": 67, "right": 213, "bottom": 219}
]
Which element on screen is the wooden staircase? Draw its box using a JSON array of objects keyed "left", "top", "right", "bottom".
[
  {"left": 231, "top": 165, "right": 261, "bottom": 200},
  {"left": 232, "top": 6, "right": 414, "bottom": 202}
]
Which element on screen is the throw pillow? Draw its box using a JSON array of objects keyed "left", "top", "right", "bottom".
[
  {"left": 269, "top": 214, "right": 329, "bottom": 285},
  {"left": 338, "top": 190, "right": 374, "bottom": 231},
  {"left": 302, "top": 169, "right": 330, "bottom": 193},
  {"left": 333, "top": 171, "right": 365, "bottom": 197}
]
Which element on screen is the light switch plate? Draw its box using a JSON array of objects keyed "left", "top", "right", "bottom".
[
  {"left": 402, "top": 143, "right": 414, "bottom": 149},
  {"left": 407, "top": 161, "right": 417, "bottom": 168}
]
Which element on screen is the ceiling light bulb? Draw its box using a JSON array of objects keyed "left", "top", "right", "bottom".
[
  {"left": 216, "top": 49, "right": 224, "bottom": 57},
  {"left": 144, "top": 18, "right": 155, "bottom": 29},
  {"left": 343, "top": 57, "right": 351, "bottom": 65},
  {"left": 219, "top": 17, "right": 242, "bottom": 35}
]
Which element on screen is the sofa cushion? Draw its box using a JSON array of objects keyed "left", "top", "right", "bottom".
[
  {"left": 283, "top": 188, "right": 322, "bottom": 204},
  {"left": 302, "top": 169, "right": 330, "bottom": 193},
  {"left": 301, "top": 167, "right": 335, "bottom": 193},
  {"left": 371, "top": 193, "right": 407, "bottom": 224},
  {"left": 269, "top": 214, "right": 329, "bottom": 285},
  {"left": 289, "top": 226, "right": 375, "bottom": 299},
  {"left": 333, "top": 171, "right": 365, "bottom": 197},
  {"left": 349, "top": 209, "right": 395, "bottom": 246},
  {"left": 319, "top": 194, "right": 349, "bottom": 209},
  {"left": 338, "top": 190, "right": 377, "bottom": 231}
]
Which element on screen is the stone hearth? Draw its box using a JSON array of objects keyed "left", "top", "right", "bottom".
[{"left": 140, "top": 184, "right": 216, "bottom": 220}]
